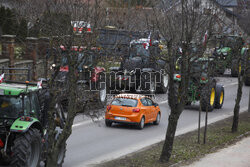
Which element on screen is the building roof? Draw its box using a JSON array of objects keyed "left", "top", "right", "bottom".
[{"left": 216, "top": 0, "right": 238, "bottom": 7}]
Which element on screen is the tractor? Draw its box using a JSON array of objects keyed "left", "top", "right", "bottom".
[
  {"left": 172, "top": 58, "right": 224, "bottom": 111},
  {"left": 210, "top": 35, "right": 245, "bottom": 76},
  {"left": 0, "top": 68, "right": 66, "bottom": 167},
  {"left": 108, "top": 33, "right": 168, "bottom": 94},
  {"left": 52, "top": 45, "right": 107, "bottom": 109}
]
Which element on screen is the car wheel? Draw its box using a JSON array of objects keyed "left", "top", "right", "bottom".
[
  {"left": 138, "top": 117, "right": 145, "bottom": 129},
  {"left": 105, "top": 120, "right": 112, "bottom": 127},
  {"left": 153, "top": 112, "right": 161, "bottom": 125}
]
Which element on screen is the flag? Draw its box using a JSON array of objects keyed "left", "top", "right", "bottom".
[
  {"left": 0, "top": 73, "right": 4, "bottom": 84},
  {"left": 37, "top": 79, "right": 42, "bottom": 88},
  {"left": 203, "top": 31, "right": 208, "bottom": 46}
]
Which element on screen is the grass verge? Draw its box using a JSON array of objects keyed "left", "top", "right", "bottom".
[{"left": 98, "top": 111, "right": 250, "bottom": 167}]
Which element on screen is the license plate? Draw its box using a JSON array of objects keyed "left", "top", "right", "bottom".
[{"left": 114, "top": 116, "right": 126, "bottom": 121}]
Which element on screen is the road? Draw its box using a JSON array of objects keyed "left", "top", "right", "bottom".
[{"left": 64, "top": 77, "right": 250, "bottom": 167}]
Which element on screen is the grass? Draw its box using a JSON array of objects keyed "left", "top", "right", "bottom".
[{"left": 99, "top": 112, "right": 250, "bottom": 167}]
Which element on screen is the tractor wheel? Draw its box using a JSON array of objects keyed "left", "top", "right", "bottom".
[
  {"left": 185, "top": 101, "right": 192, "bottom": 106},
  {"left": 11, "top": 128, "right": 42, "bottom": 167},
  {"left": 98, "top": 84, "right": 107, "bottom": 106},
  {"left": 200, "top": 82, "right": 216, "bottom": 112},
  {"left": 0, "top": 156, "right": 10, "bottom": 165},
  {"left": 157, "top": 74, "right": 168, "bottom": 94},
  {"left": 141, "top": 72, "right": 156, "bottom": 94},
  {"left": 231, "top": 59, "right": 239, "bottom": 77},
  {"left": 245, "top": 77, "right": 250, "bottom": 86},
  {"left": 216, "top": 68, "right": 225, "bottom": 75},
  {"left": 214, "top": 84, "right": 224, "bottom": 109}
]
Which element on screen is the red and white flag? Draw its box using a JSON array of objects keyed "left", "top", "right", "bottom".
[
  {"left": 0, "top": 73, "right": 4, "bottom": 84},
  {"left": 37, "top": 80, "right": 43, "bottom": 88},
  {"left": 203, "top": 30, "right": 208, "bottom": 46}
]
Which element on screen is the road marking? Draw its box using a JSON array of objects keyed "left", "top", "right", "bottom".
[
  {"left": 80, "top": 107, "right": 248, "bottom": 167},
  {"left": 224, "top": 82, "right": 238, "bottom": 87},
  {"left": 159, "top": 100, "right": 168, "bottom": 104}
]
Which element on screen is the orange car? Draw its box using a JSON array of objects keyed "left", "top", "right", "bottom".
[{"left": 105, "top": 94, "right": 161, "bottom": 129}]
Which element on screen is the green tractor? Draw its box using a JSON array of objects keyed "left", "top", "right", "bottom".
[
  {"left": 211, "top": 35, "right": 245, "bottom": 76},
  {"left": 0, "top": 68, "right": 66, "bottom": 167},
  {"left": 171, "top": 58, "right": 225, "bottom": 111}
]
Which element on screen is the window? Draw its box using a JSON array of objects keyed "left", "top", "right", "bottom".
[
  {"left": 0, "top": 96, "right": 22, "bottom": 118},
  {"left": 112, "top": 98, "right": 138, "bottom": 107},
  {"left": 24, "top": 95, "right": 31, "bottom": 116},
  {"left": 30, "top": 93, "right": 40, "bottom": 119},
  {"left": 146, "top": 98, "right": 153, "bottom": 106},
  {"left": 140, "top": 98, "right": 148, "bottom": 106}
]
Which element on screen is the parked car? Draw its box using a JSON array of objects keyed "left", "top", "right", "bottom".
[{"left": 105, "top": 94, "right": 161, "bottom": 129}]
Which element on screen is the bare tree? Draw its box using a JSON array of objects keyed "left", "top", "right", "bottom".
[
  {"left": 151, "top": 0, "right": 219, "bottom": 162},
  {"left": 19, "top": 0, "right": 108, "bottom": 166}
]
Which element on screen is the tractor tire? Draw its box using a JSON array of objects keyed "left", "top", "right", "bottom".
[
  {"left": 231, "top": 59, "right": 239, "bottom": 77},
  {"left": 0, "top": 156, "right": 10, "bottom": 165},
  {"left": 245, "top": 77, "right": 250, "bottom": 86},
  {"left": 97, "top": 85, "right": 107, "bottom": 107},
  {"left": 141, "top": 72, "right": 156, "bottom": 94},
  {"left": 216, "top": 68, "right": 225, "bottom": 75},
  {"left": 11, "top": 128, "right": 42, "bottom": 167},
  {"left": 157, "top": 74, "right": 168, "bottom": 94},
  {"left": 200, "top": 81, "right": 216, "bottom": 112},
  {"left": 214, "top": 84, "right": 224, "bottom": 109},
  {"left": 185, "top": 101, "right": 192, "bottom": 106}
]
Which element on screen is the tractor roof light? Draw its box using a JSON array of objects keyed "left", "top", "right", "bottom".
[
  {"left": 176, "top": 74, "right": 181, "bottom": 78},
  {"left": 201, "top": 77, "right": 206, "bottom": 81}
]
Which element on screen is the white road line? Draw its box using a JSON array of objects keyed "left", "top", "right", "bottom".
[
  {"left": 224, "top": 82, "right": 238, "bottom": 87},
  {"left": 80, "top": 107, "right": 248, "bottom": 167}
]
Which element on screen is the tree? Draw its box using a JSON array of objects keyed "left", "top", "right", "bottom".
[
  {"left": 151, "top": 0, "right": 219, "bottom": 162},
  {"left": 10, "top": 0, "right": 107, "bottom": 166},
  {"left": 231, "top": 39, "right": 248, "bottom": 132}
]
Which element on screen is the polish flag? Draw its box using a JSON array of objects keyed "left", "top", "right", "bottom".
[
  {"left": 0, "top": 73, "right": 4, "bottom": 84},
  {"left": 37, "top": 80, "right": 42, "bottom": 88},
  {"left": 203, "top": 31, "right": 208, "bottom": 46}
]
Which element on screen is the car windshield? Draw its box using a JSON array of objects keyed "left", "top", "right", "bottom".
[
  {"left": 130, "top": 44, "right": 150, "bottom": 58},
  {"left": 0, "top": 96, "right": 22, "bottom": 118},
  {"left": 111, "top": 98, "right": 138, "bottom": 107}
]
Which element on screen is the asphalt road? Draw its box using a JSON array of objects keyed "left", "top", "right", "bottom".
[{"left": 63, "top": 77, "right": 250, "bottom": 167}]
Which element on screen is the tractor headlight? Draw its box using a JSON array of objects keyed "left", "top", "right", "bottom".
[
  {"left": 50, "top": 64, "right": 56, "bottom": 70},
  {"left": 130, "top": 70, "right": 135, "bottom": 75},
  {"left": 222, "top": 52, "right": 227, "bottom": 56}
]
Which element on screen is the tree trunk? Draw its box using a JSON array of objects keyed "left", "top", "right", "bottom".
[
  {"left": 232, "top": 69, "right": 244, "bottom": 132},
  {"left": 160, "top": 109, "right": 181, "bottom": 163}
]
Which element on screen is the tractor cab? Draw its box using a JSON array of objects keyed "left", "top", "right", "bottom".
[
  {"left": 57, "top": 45, "right": 99, "bottom": 82},
  {"left": 122, "top": 38, "right": 161, "bottom": 71}
]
